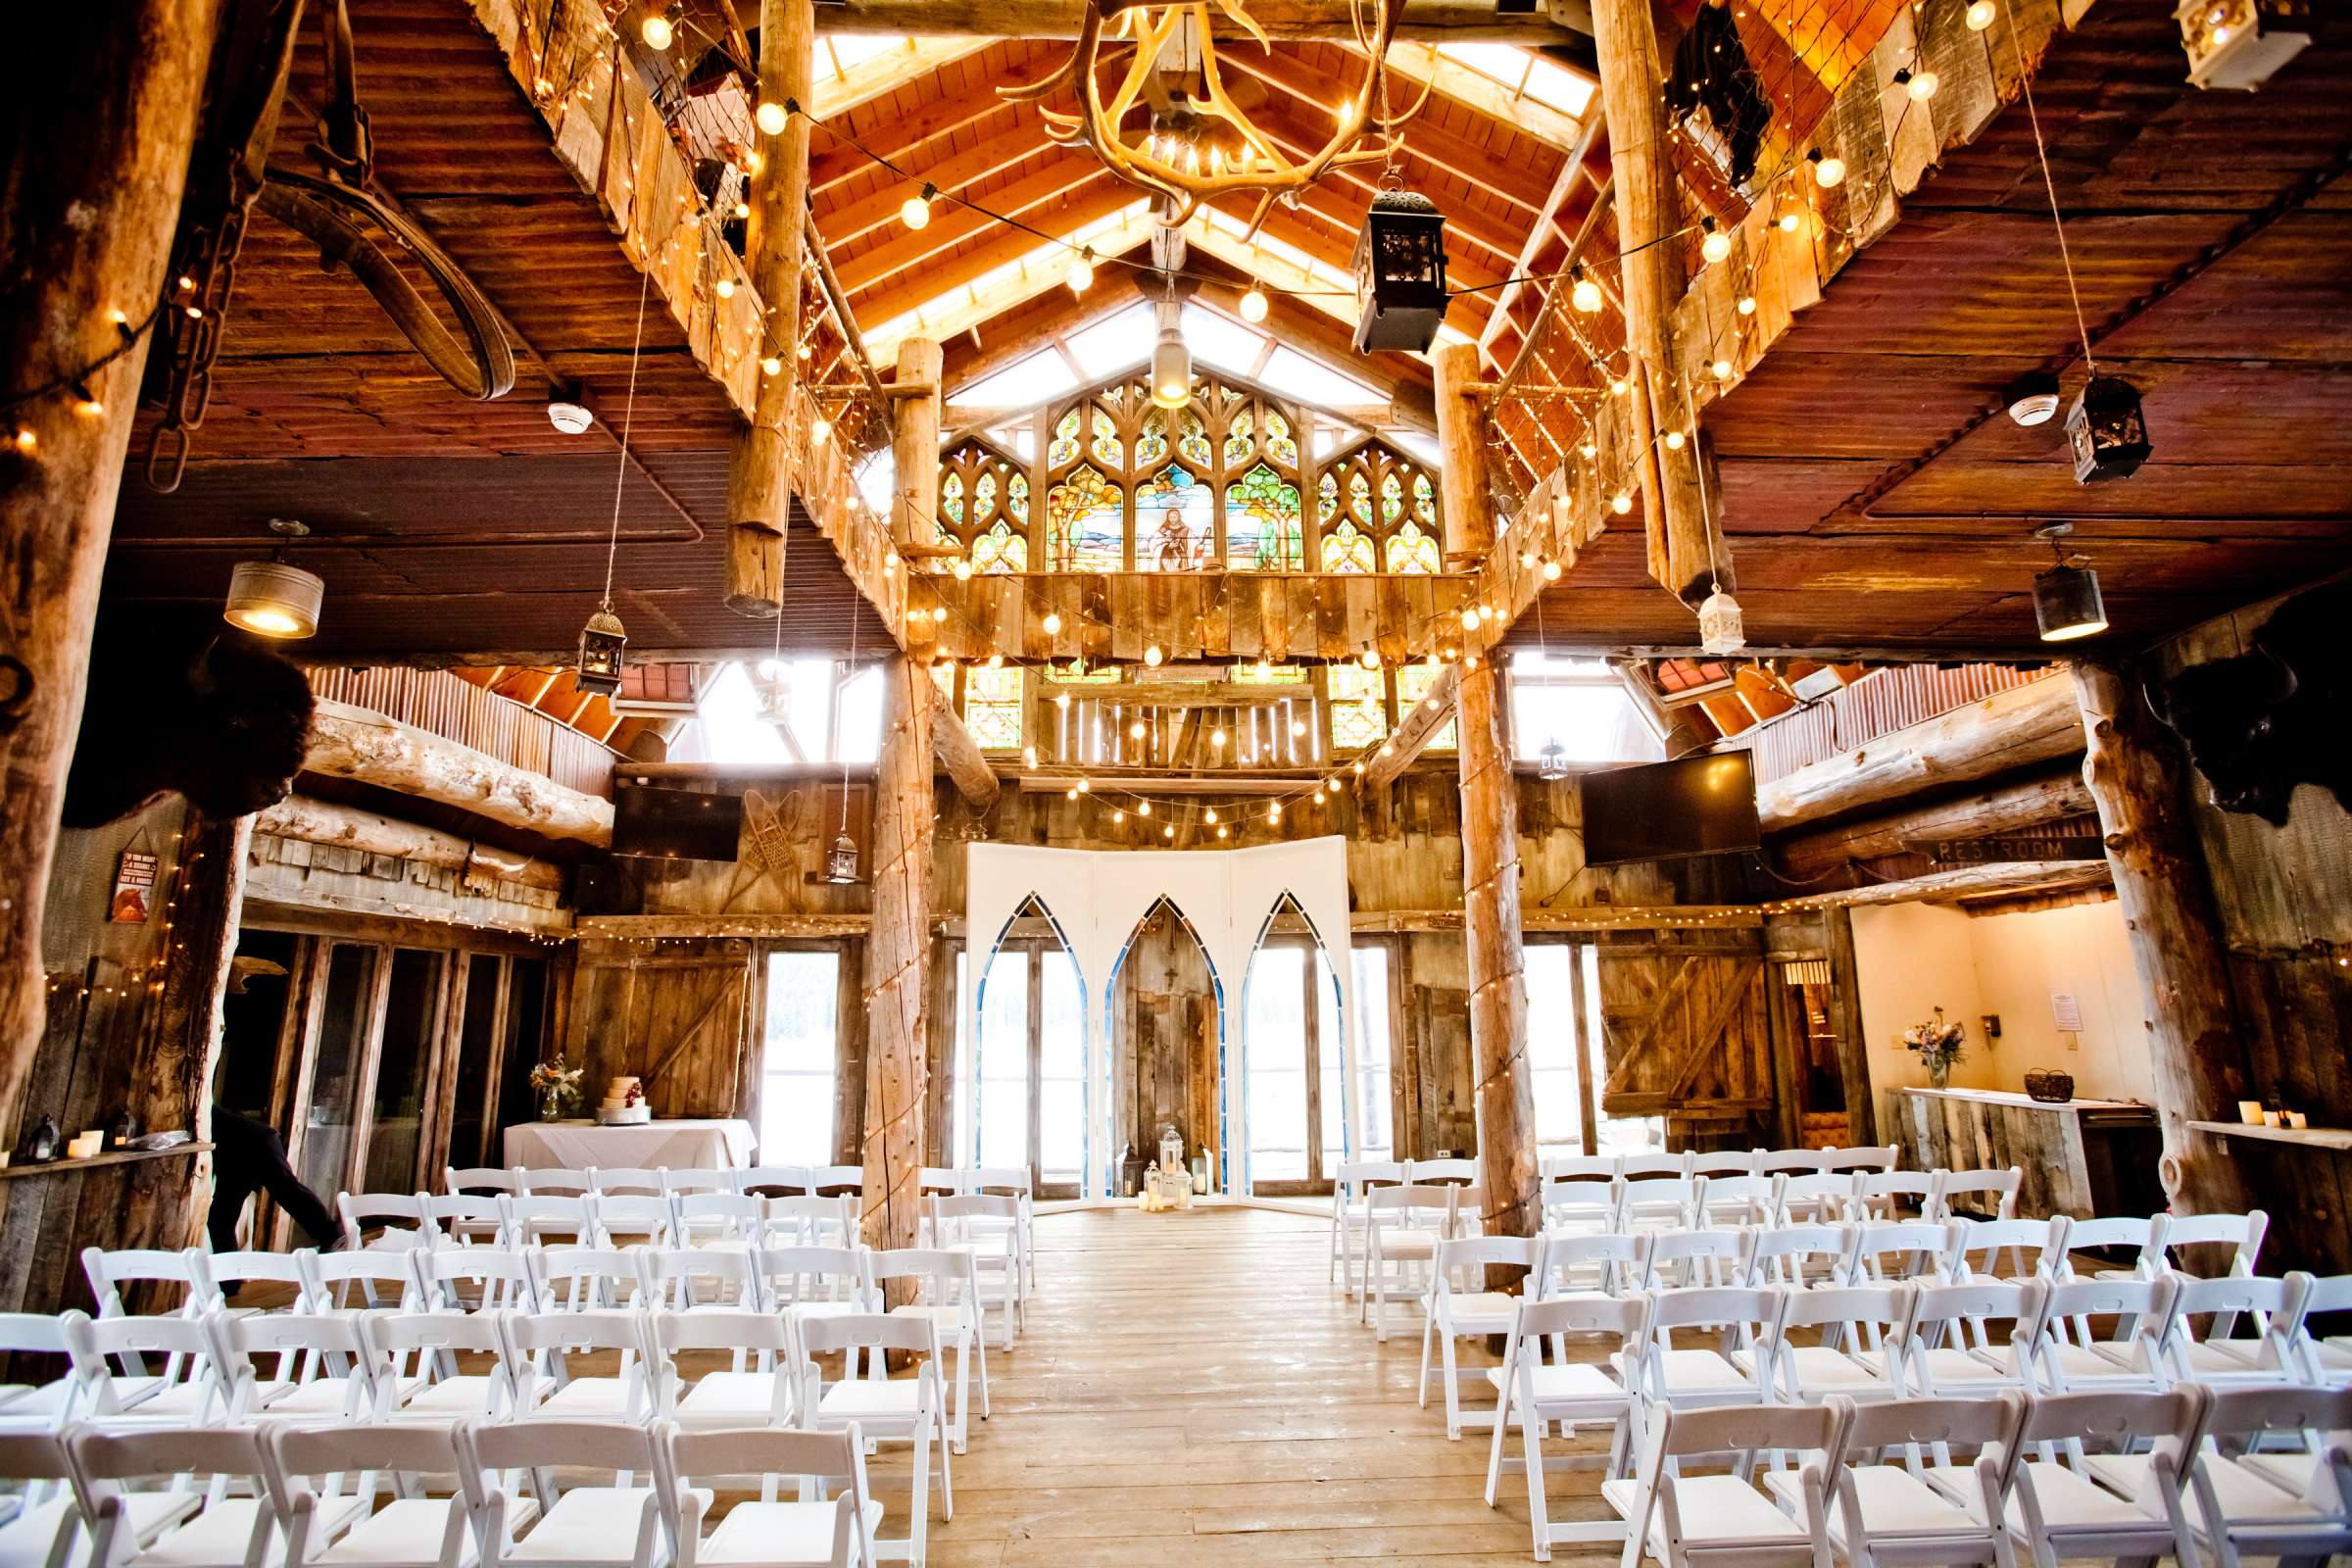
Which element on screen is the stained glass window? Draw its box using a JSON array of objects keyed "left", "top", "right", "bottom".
[
  {"left": 1136, "top": 409, "right": 1169, "bottom": 466},
  {"left": 939, "top": 438, "right": 1027, "bottom": 574},
  {"left": 1088, "top": 405, "right": 1121, "bottom": 468},
  {"left": 1008, "top": 473, "right": 1030, "bottom": 525},
  {"left": 1327, "top": 665, "right": 1390, "bottom": 751},
  {"left": 973, "top": 470, "right": 998, "bottom": 524},
  {"left": 1179, "top": 410, "right": 1211, "bottom": 466},
  {"left": 1348, "top": 470, "right": 1372, "bottom": 522},
  {"left": 1317, "top": 439, "right": 1447, "bottom": 577},
  {"left": 1225, "top": 408, "right": 1254, "bottom": 467},
  {"left": 1381, "top": 470, "right": 1403, "bottom": 523},
  {"left": 1232, "top": 662, "right": 1308, "bottom": 684},
  {"left": 1049, "top": 409, "right": 1081, "bottom": 467},
  {"left": 1264, "top": 411, "right": 1298, "bottom": 466},
  {"left": 1136, "top": 465, "right": 1212, "bottom": 571},
  {"left": 1412, "top": 471, "right": 1436, "bottom": 522},
  {"left": 1317, "top": 471, "right": 1339, "bottom": 522},
  {"left": 1384, "top": 516, "right": 1442, "bottom": 574},
  {"left": 1323, "top": 517, "right": 1376, "bottom": 573},
  {"left": 1048, "top": 466, "right": 1123, "bottom": 571},
  {"left": 942, "top": 470, "right": 965, "bottom": 526},
  {"left": 1224, "top": 463, "right": 1303, "bottom": 571},
  {"left": 973, "top": 517, "right": 1026, "bottom": 573},
  {"left": 963, "top": 665, "right": 1025, "bottom": 752},
  {"left": 929, "top": 662, "right": 956, "bottom": 706},
  {"left": 1396, "top": 662, "right": 1457, "bottom": 751}
]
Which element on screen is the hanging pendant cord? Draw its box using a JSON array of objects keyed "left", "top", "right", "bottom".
[
  {"left": 2003, "top": 0, "right": 2095, "bottom": 371},
  {"left": 841, "top": 591, "right": 858, "bottom": 836},
  {"left": 601, "top": 262, "right": 655, "bottom": 612}
]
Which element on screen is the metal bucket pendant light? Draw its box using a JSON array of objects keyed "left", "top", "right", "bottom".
[{"left": 580, "top": 268, "right": 654, "bottom": 696}]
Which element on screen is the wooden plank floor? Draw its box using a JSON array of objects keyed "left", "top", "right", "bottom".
[{"left": 891, "top": 1202, "right": 1604, "bottom": 1568}]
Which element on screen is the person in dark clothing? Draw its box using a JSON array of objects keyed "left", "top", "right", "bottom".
[{"left": 207, "top": 1105, "right": 339, "bottom": 1253}]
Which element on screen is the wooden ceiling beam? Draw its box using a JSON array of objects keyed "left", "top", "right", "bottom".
[
  {"left": 808, "top": 55, "right": 1056, "bottom": 197},
  {"left": 1769, "top": 860, "right": 2112, "bottom": 911},
  {"left": 940, "top": 276, "right": 1151, "bottom": 394},
  {"left": 1479, "top": 126, "right": 1605, "bottom": 370},
  {"left": 862, "top": 207, "right": 1158, "bottom": 357},
  {"left": 1364, "top": 663, "right": 1460, "bottom": 790},
  {"left": 818, "top": 118, "right": 1059, "bottom": 248},
  {"left": 809, "top": 0, "right": 1594, "bottom": 43},
  {"left": 809, "top": 36, "right": 994, "bottom": 122},
  {"left": 837, "top": 158, "right": 1112, "bottom": 296}
]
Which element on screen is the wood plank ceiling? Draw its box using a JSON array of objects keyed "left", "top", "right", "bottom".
[{"left": 94, "top": 0, "right": 2352, "bottom": 665}]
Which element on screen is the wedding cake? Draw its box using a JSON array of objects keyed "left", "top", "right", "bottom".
[{"left": 596, "top": 1075, "right": 651, "bottom": 1125}]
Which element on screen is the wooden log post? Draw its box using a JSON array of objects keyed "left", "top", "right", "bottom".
[
  {"left": 1822, "top": 906, "right": 1876, "bottom": 1147},
  {"left": 139, "top": 810, "right": 253, "bottom": 1194},
  {"left": 2071, "top": 661, "right": 2250, "bottom": 1216},
  {"left": 860, "top": 655, "right": 933, "bottom": 1298},
  {"left": 928, "top": 686, "right": 1001, "bottom": 810},
  {"left": 1457, "top": 662, "right": 1539, "bottom": 1267},
  {"left": 1431, "top": 343, "right": 1493, "bottom": 562},
  {"left": 1365, "top": 664, "right": 1460, "bottom": 792},
  {"left": 0, "top": 0, "right": 221, "bottom": 1137},
  {"left": 724, "top": 0, "right": 816, "bottom": 614},
  {"left": 1589, "top": 0, "right": 1733, "bottom": 606},
  {"left": 254, "top": 795, "right": 567, "bottom": 890},
  {"left": 889, "top": 338, "right": 945, "bottom": 556}
]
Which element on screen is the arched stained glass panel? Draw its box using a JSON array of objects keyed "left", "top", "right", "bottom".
[
  {"left": 1224, "top": 463, "right": 1302, "bottom": 571},
  {"left": 1263, "top": 411, "right": 1298, "bottom": 466},
  {"left": 1179, "top": 410, "right": 1210, "bottom": 466},
  {"left": 938, "top": 438, "right": 1026, "bottom": 573},
  {"left": 973, "top": 470, "right": 998, "bottom": 524},
  {"left": 1381, "top": 470, "right": 1403, "bottom": 523},
  {"left": 1383, "top": 516, "right": 1442, "bottom": 574},
  {"left": 1225, "top": 408, "right": 1254, "bottom": 467},
  {"left": 973, "top": 517, "right": 1027, "bottom": 573},
  {"left": 1049, "top": 410, "right": 1081, "bottom": 468},
  {"left": 1048, "top": 465, "right": 1123, "bottom": 571},
  {"left": 1348, "top": 470, "right": 1372, "bottom": 523},
  {"left": 1412, "top": 472, "right": 1436, "bottom": 522},
  {"left": 1318, "top": 471, "right": 1339, "bottom": 522},
  {"left": 1089, "top": 406, "right": 1122, "bottom": 468},
  {"left": 1136, "top": 409, "right": 1170, "bottom": 466},
  {"left": 941, "top": 470, "right": 965, "bottom": 526},
  {"left": 1009, "top": 473, "right": 1030, "bottom": 524},
  {"left": 1318, "top": 440, "right": 1446, "bottom": 575},
  {"left": 1137, "top": 465, "right": 1211, "bottom": 571},
  {"left": 1323, "top": 517, "right": 1376, "bottom": 573}
]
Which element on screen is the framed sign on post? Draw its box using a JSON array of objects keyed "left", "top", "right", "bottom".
[{"left": 110, "top": 850, "right": 158, "bottom": 924}]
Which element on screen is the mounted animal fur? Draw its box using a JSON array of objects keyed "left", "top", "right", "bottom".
[
  {"left": 63, "top": 622, "right": 315, "bottom": 828},
  {"left": 2149, "top": 581, "right": 2352, "bottom": 827}
]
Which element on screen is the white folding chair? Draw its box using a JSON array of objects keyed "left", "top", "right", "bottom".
[
  {"left": 1536, "top": 1232, "right": 1650, "bottom": 1304},
  {"left": 1641, "top": 1230, "right": 1753, "bottom": 1293},
  {"left": 267, "top": 1421, "right": 499, "bottom": 1568},
  {"left": 667, "top": 1193, "right": 767, "bottom": 1253},
  {"left": 916, "top": 1169, "right": 963, "bottom": 1198},
  {"left": 1779, "top": 1173, "right": 1865, "bottom": 1228},
  {"left": 2028, "top": 1277, "right": 2178, "bottom": 1395},
  {"left": 1848, "top": 1221, "right": 1958, "bottom": 1286},
  {"left": 2292, "top": 1273, "right": 2352, "bottom": 1387},
  {"left": 66, "top": 1425, "right": 320, "bottom": 1568},
  {"left": 1619, "top": 1153, "right": 1692, "bottom": 1181},
  {"left": 1760, "top": 1150, "right": 1831, "bottom": 1178},
  {"left": 766, "top": 1198, "right": 856, "bottom": 1251},
  {"left": 495, "top": 1196, "right": 592, "bottom": 1250},
  {"left": 1541, "top": 1154, "right": 1621, "bottom": 1182},
  {"left": 664, "top": 1425, "right": 880, "bottom": 1568},
  {"left": 1854, "top": 1172, "right": 1943, "bottom": 1224},
  {"left": 2003, "top": 1387, "right": 2207, "bottom": 1568},
  {"left": 416, "top": 1249, "right": 545, "bottom": 1315},
  {"left": 1745, "top": 1225, "right": 1857, "bottom": 1291},
  {"left": 2176, "top": 1384, "right": 2352, "bottom": 1568},
  {"left": 2156, "top": 1210, "right": 2269, "bottom": 1283},
  {"left": 1330, "top": 1160, "right": 1406, "bottom": 1294},
  {"left": 1420, "top": 1237, "right": 1537, "bottom": 1439},
  {"left": 638, "top": 1249, "right": 764, "bottom": 1315},
  {"left": 536, "top": 1249, "right": 650, "bottom": 1314},
  {"left": 62, "top": 1315, "right": 230, "bottom": 1429},
  {"left": 647, "top": 1309, "right": 798, "bottom": 1432},
  {"left": 801, "top": 1167, "right": 863, "bottom": 1197},
  {"left": 1948, "top": 1217, "right": 2071, "bottom": 1285},
  {"left": 302, "top": 1250, "right": 425, "bottom": 1316},
  {"left": 1484, "top": 1293, "right": 1648, "bottom": 1561},
  {"left": 792, "top": 1316, "right": 952, "bottom": 1567},
  {"left": 363, "top": 1310, "right": 522, "bottom": 1427},
  {"left": 0, "top": 1313, "right": 86, "bottom": 1431},
  {"left": 757, "top": 1248, "right": 878, "bottom": 1335},
  {"left": 0, "top": 1427, "right": 200, "bottom": 1567},
  {"left": 192, "top": 1250, "right": 311, "bottom": 1315},
  {"left": 2056, "top": 1216, "right": 2166, "bottom": 1283},
  {"left": 458, "top": 1419, "right": 674, "bottom": 1568},
  {"left": 420, "top": 1195, "right": 506, "bottom": 1250},
  {"left": 1699, "top": 1174, "right": 1785, "bottom": 1230},
  {"left": 1762, "top": 1285, "right": 1912, "bottom": 1404},
  {"left": 872, "top": 1250, "right": 991, "bottom": 1455},
  {"left": 211, "top": 1310, "right": 381, "bottom": 1425},
  {"left": 586, "top": 1195, "right": 673, "bottom": 1251},
  {"left": 1896, "top": 1281, "right": 2045, "bottom": 1399},
  {"left": 587, "top": 1168, "right": 667, "bottom": 1198},
  {"left": 1601, "top": 1398, "right": 1848, "bottom": 1568},
  {"left": 1360, "top": 1185, "right": 1453, "bottom": 1341},
  {"left": 1692, "top": 1151, "right": 1763, "bottom": 1179},
  {"left": 1931, "top": 1168, "right": 2022, "bottom": 1223},
  {"left": 337, "top": 1195, "right": 437, "bottom": 1255},
  {"left": 503, "top": 1311, "right": 654, "bottom": 1422},
  {"left": 1820, "top": 1147, "right": 1898, "bottom": 1176},
  {"left": 514, "top": 1170, "right": 593, "bottom": 1198},
  {"left": 656, "top": 1170, "right": 735, "bottom": 1200},
  {"left": 964, "top": 1169, "right": 1036, "bottom": 1297},
  {"left": 2160, "top": 1273, "right": 2311, "bottom": 1391},
  {"left": 1773, "top": 1393, "right": 2025, "bottom": 1568},
  {"left": 80, "top": 1250, "right": 216, "bottom": 1323},
  {"left": 1619, "top": 1177, "right": 1706, "bottom": 1235},
  {"left": 444, "top": 1166, "right": 524, "bottom": 1199},
  {"left": 735, "top": 1167, "right": 808, "bottom": 1198},
  {"left": 1628, "top": 1287, "right": 1788, "bottom": 1410},
  {"left": 921, "top": 1199, "right": 1020, "bottom": 1350},
  {"left": 1541, "top": 1177, "right": 1621, "bottom": 1237},
  {"left": 1410, "top": 1157, "right": 1480, "bottom": 1186}
]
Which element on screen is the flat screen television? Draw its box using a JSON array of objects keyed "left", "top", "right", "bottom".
[
  {"left": 1580, "top": 751, "right": 1761, "bottom": 867},
  {"left": 612, "top": 785, "right": 744, "bottom": 861}
]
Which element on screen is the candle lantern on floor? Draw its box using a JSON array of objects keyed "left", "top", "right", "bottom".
[{"left": 1352, "top": 191, "right": 1449, "bottom": 354}]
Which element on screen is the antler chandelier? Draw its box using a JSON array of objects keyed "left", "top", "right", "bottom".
[{"left": 1002, "top": 0, "right": 1427, "bottom": 234}]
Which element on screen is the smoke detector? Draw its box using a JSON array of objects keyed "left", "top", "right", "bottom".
[
  {"left": 548, "top": 400, "right": 595, "bottom": 435},
  {"left": 2003, "top": 369, "right": 2062, "bottom": 427}
]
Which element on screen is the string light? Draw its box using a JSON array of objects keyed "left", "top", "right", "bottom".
[
  {"left": 1137, "top": 800, "right": 1151, "bottom": 816},
  {"left": 640, "top": 10, "right": 673, "bottom": 48},
  {"left": 1239, "top": 288, "right": 1269, "bottom": 323},
  {"left": 1041, "top": 612, "right": 1062, "bottom": 635},
  {"left": 756, "top": 101, "right": 788, "bottom": 135},
  {"left": 1204, "top": 807, "right": 1219, "bottom": 824},
  {"left": 1966, "top": 0, "right": 1996, "bottom": 26},
  {"left": 1809, "top": 149, "right": 1847, "bottom": 188},
  {"left": 1612, "top": 492, "right": 1633, "bottom": 514},
  {"left": 1066, "top": 250, "right": 1095, "bottom": 295},
  {"left": 1700, "top": 218, "right": 1731, "bottom": 265},
  {"left": 1570, "top": 267, "right": 1602, "bottom": 314},
  {"left": 1737, "top": 295, "right": 1756, "bottom": 316},
  {"left": 901, "top": 186, "right": 934, "bottom": 230},
  {"left": 1144, "top": 644, "right": 1162, "bottom": 667}
]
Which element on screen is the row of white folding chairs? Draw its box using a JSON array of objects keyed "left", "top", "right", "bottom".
[
  {"left": 343, "top": 1189, "right": 858, "bottom": 1256},
  {"left": 1324, "top": 1158, "right": 1482, "bottom": 1291},
  {"left": 1540, "top": 1166, "right": 2030, "bottom": 1236},
  {"left": 1356, "top": 1182, "right": 1490, "bottom": 1335},
  {"left": 0, "top": 1300, "right": 964, "bottom": 1558},
  {"left": 0, "top": 1413, "right": 904, "bottom": 1568},
  {"left": 1540, "top": 1146, "right": 1901, "bottom": 1183},
  {"left": 1491, "top": 1377, "right": 2352, "bottom": 1568}
]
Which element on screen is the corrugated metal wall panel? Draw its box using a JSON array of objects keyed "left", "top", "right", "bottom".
[
  {"left": 1726, "top": 664, "right": 2052, "bottom": 783},
  {"left": 310, "top": 667, "right": 615, "bottom": 798}
]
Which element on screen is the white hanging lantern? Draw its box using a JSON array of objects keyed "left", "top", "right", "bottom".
[{"left": 1697, "top": 586, "right": 1745, "bottom": 656}]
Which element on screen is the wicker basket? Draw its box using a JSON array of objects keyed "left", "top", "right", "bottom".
[{"left": 2023, "top": 1068, "right": 2076, "bottom": 1103}]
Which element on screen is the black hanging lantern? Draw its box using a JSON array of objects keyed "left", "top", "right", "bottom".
[
  {"left": 824, "top": 830, "right": 860, "bottom": 884},
  {"left": 2065, "top": 374, "right": 2151, "bottom": 483},
  {"left": 1536, "top": 739, "right": 1570, "bottom": 781},
  {"left": 576, "top": 607, "right": 627, "bottom": 695},
  {"left": 1351, "top": 191, "right": 1449, "bottom": 354}
]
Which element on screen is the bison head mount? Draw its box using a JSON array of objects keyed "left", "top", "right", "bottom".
[{"left": 2148, "top": 583, "right": 2349, "bottom": 828}]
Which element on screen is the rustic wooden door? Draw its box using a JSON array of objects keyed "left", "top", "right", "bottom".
[
  {"left": 1592, "top": 930, "right": 1775, "bottom": 1147},
  {"left": 1111, "top": 901, "right": 1221, "bottom": 1187},
  {"left": 567, "top": 943, "right": 754, "bottom": 1119}
]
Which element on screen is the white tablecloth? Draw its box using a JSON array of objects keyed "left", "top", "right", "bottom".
[{"left": 503, "top": 1118, "right": 758, "bottom": 1172}]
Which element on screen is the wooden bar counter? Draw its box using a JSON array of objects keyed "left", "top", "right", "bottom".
[{"left": 1886, "top": 1086, "right": 2161, "bottom": 1221}]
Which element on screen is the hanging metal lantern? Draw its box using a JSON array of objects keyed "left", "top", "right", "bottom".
[
  {"left": 1537, "top": 738, "right": 1570, "bottom": 781},
  {"left": 823, "top": 830, "right": 860, "bottom": 884},
  {"left": 2065, "top": 374, "right": 2151, "bottom": 482},
  {"left": 2176, "top": 0, "right": 2310, "bottom": 89},
  {"left": 576, "top": 607, "right": 627, "bottom": 695},
  {"left": 1697, "top": 586, "right": 1746, "bottom": 656},
  {"left": 750, "top": 662, "right": 794, "bottom": 728},
  {"left": 1351, "top": 191, "right": 1449, "bottom": 354}
]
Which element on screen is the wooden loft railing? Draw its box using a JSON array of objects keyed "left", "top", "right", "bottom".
[{"left": 308, "top": 666, "right": 619, "bottom": 799}]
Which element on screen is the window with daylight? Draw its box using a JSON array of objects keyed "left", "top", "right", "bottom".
[
  {"left": 939, "top": 438, "right": 1028, "bottom": 572},
  {"left": 1317, "top": 438, "right": 1443, "bottom": 575},
  {"left": 760, "top": 951, "right": 842, "bottom": 1165},
  {"left": 1396, "top": 662, "right": 1458, "bottom": 752},
  {"left": 1244, "top": 928, "right": 1348, "bottom": 1191},
  {"left": 960, "top": 664, "right": 1026, "bottom": 752},
  {"left": 961, "top": 365, "right": 1381, "bottom": 573},
  {"left": 1326, "top": 663, "right": 1391, "bottom": 751},
  {"left": 1350, "top": 945, "right": 1395, "bottom": 1160},
  {"left": 1509, "top": 653, "right": 1666, "bottom": 766},
  {"left": 956, "top": 904, "right": 1087, "bottom": 1194}
]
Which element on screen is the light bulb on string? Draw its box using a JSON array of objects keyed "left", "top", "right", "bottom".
[
  {"left": 1137, "top": 800, "right": 1151, "bottom": 816},
  {"left": 1216, "top": 825, "right": 1230, "bottom": 840},
  {"left": 1113, "top": 809, "right": 1126, "bottom": 824},
  {"left": 1712, "top": 358, "right": 1734, "bottom": 380},
  {"left": 1204, "top": 807, "right": 1218, "bottom": 824},
  {"left": 640, "top": 10, "right": 673, "bottom": 48},
  {"left": 1699, "top": 218, "right": 1731, "bottom": 265},
  {"left": 953, "top": 557, "right": 973, "bottom": 580},
  {"left": 1163, "top": 823, "right": 1176, "bottom": 839},
  {"left": 1041, "top": 611, "right": 1062, "bottom": 635},
  {"left": 1066, "top": 249, "right": 1095, "bottom": 294},
  {"left": 900, "top": 188, "right": 933, "bottom": 230},
  {"left": 756, "top": 101, "right": 788, "bottom": 135},
  {"left": 1144, "top": 644, "right": 1162, "bottom": 667},
  {"left": 1570, "top": 267, "right": 1602, "bottom": 314},
  {"left": 1612, "top": 491, "right": 1633, "bottom": 514},
  {"left": 1737, "top": 295, "right": 1756, "bottom": 317},
  {"left": 1966, "top": 0, "right": 1995, "bottom": 27},
  {"left": 1664, "top": 429, "right": 1686, "bottom": 452},
  {"left": 1239, "top": 287, "right": 1269, "bottom": 323},
  {"left": 1360, "top": 649, "right": 1380, "bottom": 669},
  {"left": 1129, "top": 719, "right": 1146, "bottom": 740},
  {"left": 1809, "top": 149, "right": 1846, "bottom": 187},
  {"left": 1900, "top": 66, "right": 1938, "bottom": 101}
]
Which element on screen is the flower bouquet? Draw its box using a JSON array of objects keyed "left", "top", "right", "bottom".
[
  {"left": 1899, "top": 1008, "right": 1967, "bottom": 1089},
  {"left": 529, "top": 1055, "right": 585, "bottom": 1121}
]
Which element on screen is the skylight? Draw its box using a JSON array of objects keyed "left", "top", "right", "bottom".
[
  {"left": 1435, "top": 41, "right": 1597, "bottom": 116},
  {"left": 958, "top": 351, "right": 1079, "bottom": 408},
  {"left": 1178, "top": 304, "right": 1265, "bottom": 375},
  {"left": 1257, "top": 347, "right": 1381, "bottom": 410},
  {"left": 821, "top": 35, "right": 906, "bottom": 73},
  {"left": 1065, "top": 303, "right": 1155, "bottom": 377}
]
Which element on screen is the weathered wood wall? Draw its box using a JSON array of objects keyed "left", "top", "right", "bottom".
[
  {"left": 1110, "top": 905, "right": 1222, "bottom": 1179},
  {"left": 561, "top": 939, "right": 760, "bottom": 1122},
  {"left": 2153, "top": 592, "right": 2352, "bottom": 1275}
]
